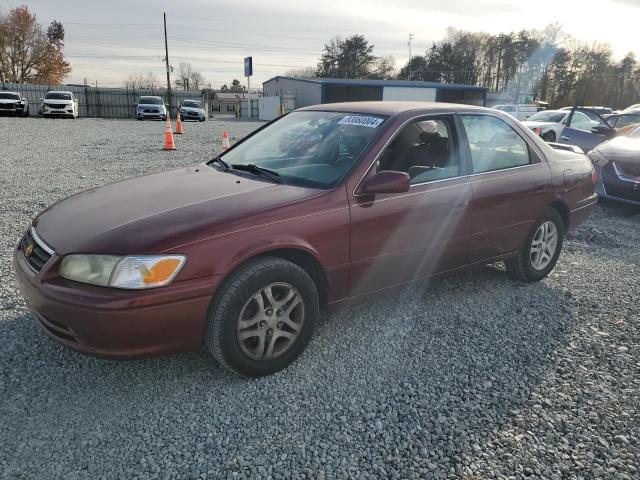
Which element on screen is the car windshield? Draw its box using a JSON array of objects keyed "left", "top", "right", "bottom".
[
  {"left": 182, "top": 100, "right": 201, "bottom": 108},
  {"left": 527, "top": 111, "right": 565, "bottom": 122},
  {"left": 45, "top": 92, "right": 71, "bottom": 100},
  {"left": 139, "top": 97, "right": 163, "bottom": 105},
  {"left": 0, "top": 92, "right": 19, "bottom": 100},
  {"left": 218, "top": 111, "right": 386, "bottom": 189}
]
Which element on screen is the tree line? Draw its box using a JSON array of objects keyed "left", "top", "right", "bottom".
[{"left": 289, "top": 26, "right": 640, "bottom": 109}]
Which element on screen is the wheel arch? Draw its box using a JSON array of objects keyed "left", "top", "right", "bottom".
[
  {"left": 221, "top": 246, "right": 329, "bottom": 309},
  {"left": 547, "top": 200, "right": 570, "bottom": 230}
]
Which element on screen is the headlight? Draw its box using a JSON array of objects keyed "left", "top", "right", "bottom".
[
  {"left": 59, "top": 254, "right": 186, "bottom": 289},
  {"left": 588, "top": 149, "right": 609, "bottom": 167}
]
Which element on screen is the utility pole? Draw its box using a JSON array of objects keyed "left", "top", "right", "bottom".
[
  {"left": 408, "top": 34, "right": 414, "bottom": 81},
  {"left": 163, "top": 12, "right": 172, "bottom": 115}
]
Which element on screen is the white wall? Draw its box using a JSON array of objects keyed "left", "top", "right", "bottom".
[
  {"left": 258, "top": 96, "right": 280, "bottom": 121},
  {"left": 382, "top": 87, "right": 436, "bottom": 102}
]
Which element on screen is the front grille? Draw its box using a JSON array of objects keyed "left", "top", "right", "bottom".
[
  {"left": 20, "top": 229, "right": 53, "bottom": 273},
  {"left": 45, "top": 103, "right": 66, "bottom": 109},
  {"left": 0, "top": 103, "right": 16, "bottom": 110},
  {"left": 144, "top": 108, "right": 159, "bottom": 113}
]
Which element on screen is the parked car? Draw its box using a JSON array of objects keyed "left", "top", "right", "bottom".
[
  {"left": 560, "top": 106, "right": 613, "bottom": 116},
  {"left": 41, "top": 91, "right": 78, "bottom": 118},
  {"left": 178, "top": 99, "right": 206, "bottom": 122},
  {"left": 588, "top": 125, "right": 640, "bottom": 206},
  {"left": 622, "top": 103, "right": 640, "bottom": 112},
  {"left": 491, "top": 104, "right": 537, "bottom": 121},
  {"left": 136, "top": 96, "right": 167, "bottom": 120},
  {"left": 524, "top": 108, "right": 614, "bottom": 151},
  {"left": 605, "top": 112, "right": 640, "bottom": 130},
  {"left": 14, "top": 102, "right": 597, "bottom": 376},
  {"left": 0, "top": 91, "right": 29, "bottom": 116}
]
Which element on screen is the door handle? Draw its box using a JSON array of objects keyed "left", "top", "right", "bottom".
[{"left": 560, "top": 135, "right": 570, "bottom": 140}]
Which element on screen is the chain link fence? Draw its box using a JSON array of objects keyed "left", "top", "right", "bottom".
[{"left": 1, "top": 82, "right": 205, "bottom": 119}]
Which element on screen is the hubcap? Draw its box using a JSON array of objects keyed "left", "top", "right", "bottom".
[
  {"left": 530, "top": 221, "right": 558, "bottom": 271},
  {"left": 236, "top": 282, "right": 305, "bottom": 361}
]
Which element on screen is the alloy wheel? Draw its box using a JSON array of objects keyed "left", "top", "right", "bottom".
[
  {"left": 236, "top": 282, "right": 305, "bottom": 361},
  {"left": 530, "top": 221, "right": 558, "bottom": 270}
]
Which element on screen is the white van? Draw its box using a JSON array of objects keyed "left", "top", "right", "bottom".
[{"left": 492, "top": 104, "right": 538, "bottom": 121}]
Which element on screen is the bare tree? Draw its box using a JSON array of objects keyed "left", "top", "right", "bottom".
[
  {"left": 284, "top": 66, "right": 317, "bottom": 79},
  {"left": 174, "top": 62, "right": 205, "bottom": 90},
  {"left": 124, "top": 72, "right": 160, "bottom": 89}
]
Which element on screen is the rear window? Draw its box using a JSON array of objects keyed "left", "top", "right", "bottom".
[
  {"left": 139, "top": 97, "right": 164, "bottom": 105},
  {"left": 527, "top": 111, "right": 565, "bottom": 123},
  {"left": 0, "top": 92, "right": 19, "bottom": 100},
  {"left": 45, "top": 92, "right": 71, "bottom": 100}
]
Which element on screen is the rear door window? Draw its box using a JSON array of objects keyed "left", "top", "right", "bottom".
[{"left": 461, "top": 115, "right": 531, "bottom": 174}]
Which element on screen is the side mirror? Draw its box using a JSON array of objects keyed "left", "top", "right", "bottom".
[
  {"left": 360, "top": 171, "right": 410, "bottom": 195},
  {"left": 591, "top": 125, "right": 614, "bottom": 137}
]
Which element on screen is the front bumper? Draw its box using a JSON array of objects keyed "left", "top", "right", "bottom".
[
  {"left": 42, "top": 105, "right": 74, "bottom": 116},
  {"left": 137, "top": 111, "right": 166, "bottom": 119},
  {"left": 180, "top": 110, "right": 204, "bottom": 120},
  {"left": 13, "top": 241, "right": 220, "bottom": 359}
]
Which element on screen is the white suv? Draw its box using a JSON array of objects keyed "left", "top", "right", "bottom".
[
  {"left": 492, "top": 104, "right": 538, "bottom": 121},
  {"left": 41, "top": 91, "right": 79, "bottom": 118}
]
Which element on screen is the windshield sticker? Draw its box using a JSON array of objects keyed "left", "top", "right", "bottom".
[{"left": 338, "top": 115, "right": 384, "bottom": 128}]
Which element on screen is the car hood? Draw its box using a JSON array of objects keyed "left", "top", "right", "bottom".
[
  {"left": 522, "top": 120, "right": 557, "bottom": 129},
  {"left": 138, "top": 103, "right": 166, "bottom": 109},
  {"left": 33, "top": 165, "right": 322, "bottom": 255},
  {"left": 43, "top": 99, "right": 72, "bottom": 104},
  {"left": 180, "top": 106, "right": 202, "bottom": 113},
  {"left": 0, "top": 99, "right": 20, "bottom": 104},
  {"left": 594, "top": 136, "right": 640, "bottom": 164}
]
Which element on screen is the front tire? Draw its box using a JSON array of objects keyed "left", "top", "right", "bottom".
[
  {"left": 505, "top": 207, "right": 564, "bottom": 282},
  {"left": 205, "top": 257, "right": 319, "bottom": 377}
]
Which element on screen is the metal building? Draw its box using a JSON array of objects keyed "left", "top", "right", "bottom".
[{"left": 263, "top": 76, "right": 488, "bottom": 108}]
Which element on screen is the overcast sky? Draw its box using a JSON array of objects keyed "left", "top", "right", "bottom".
[{"left": 6, "top": 0, "right": 640, "bottom": 88}]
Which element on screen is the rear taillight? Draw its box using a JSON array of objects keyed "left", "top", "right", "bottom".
[
  {"left": 534, "top": 127, "right": 542, "bottom": 136},
  {"left": 592, "top": 169, "right": 597, "bottom": 184}
]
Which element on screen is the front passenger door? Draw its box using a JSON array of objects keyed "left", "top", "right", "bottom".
[{"left": 348, "top": 116, "right": 472, "bottom": 296}]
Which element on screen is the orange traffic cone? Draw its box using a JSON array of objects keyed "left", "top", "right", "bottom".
[
  {"left": 163, "top": 114, "right": 176, "bottom": 150},
  {"left": 175, "top": 112, "right": 184, "bottom": 134},
  {"left": 222, "top": 130, "right": 230, "bottom": 151}
]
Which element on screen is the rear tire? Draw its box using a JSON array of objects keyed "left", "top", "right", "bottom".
[
  {"left": 506, "top": 207, "right": 564, "bottom": 282},
  {"left": 205, "top": 257, "right": 319, "bottom": 377},
  {"left": 542, "top": 131, "right": 556, "bottom": 142}
]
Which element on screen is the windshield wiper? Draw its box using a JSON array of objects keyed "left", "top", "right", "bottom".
[
  {"left": 231, "top": 164, "right": 283, "bottom": 184},
  {"left": 208, "top": 156, "right": 230, "bottom": 170}
]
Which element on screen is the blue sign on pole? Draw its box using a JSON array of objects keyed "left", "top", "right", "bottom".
[{"left": 244, "top": 57, "right": 253, "bottom": 77}]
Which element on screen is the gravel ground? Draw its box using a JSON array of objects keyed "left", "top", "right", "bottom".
[{"left": 0, "top": 116, "right": 639, "bottom": 479}]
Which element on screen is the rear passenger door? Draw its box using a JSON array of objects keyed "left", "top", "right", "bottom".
[{"left": 460, "top": 114, "right": 552, "bottom": 262}]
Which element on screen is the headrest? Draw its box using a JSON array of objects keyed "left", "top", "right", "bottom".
[{"left": 419, "top": 131, "right": 441, "bottom": 143}]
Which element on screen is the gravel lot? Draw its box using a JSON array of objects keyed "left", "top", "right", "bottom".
[{"left": 1, "top": 116, "right": 639, "bottom": 479}]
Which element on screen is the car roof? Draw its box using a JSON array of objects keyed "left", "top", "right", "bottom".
[
  {"left": 139, "top": 95, "right": 162, "bottom": 99},
  {"left": 298, "top": 101, "right": 488, "bottom": 116},
  {"left": 1, "top": 91, "right": 20, "bottom": 94},
  {"left": 46, "top": 90, "right": 72, "bottom": 94}
]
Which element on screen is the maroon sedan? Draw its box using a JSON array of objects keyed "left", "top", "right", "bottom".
[{"left": 14, "top": 102, "right": 597, "bottom": 376}]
